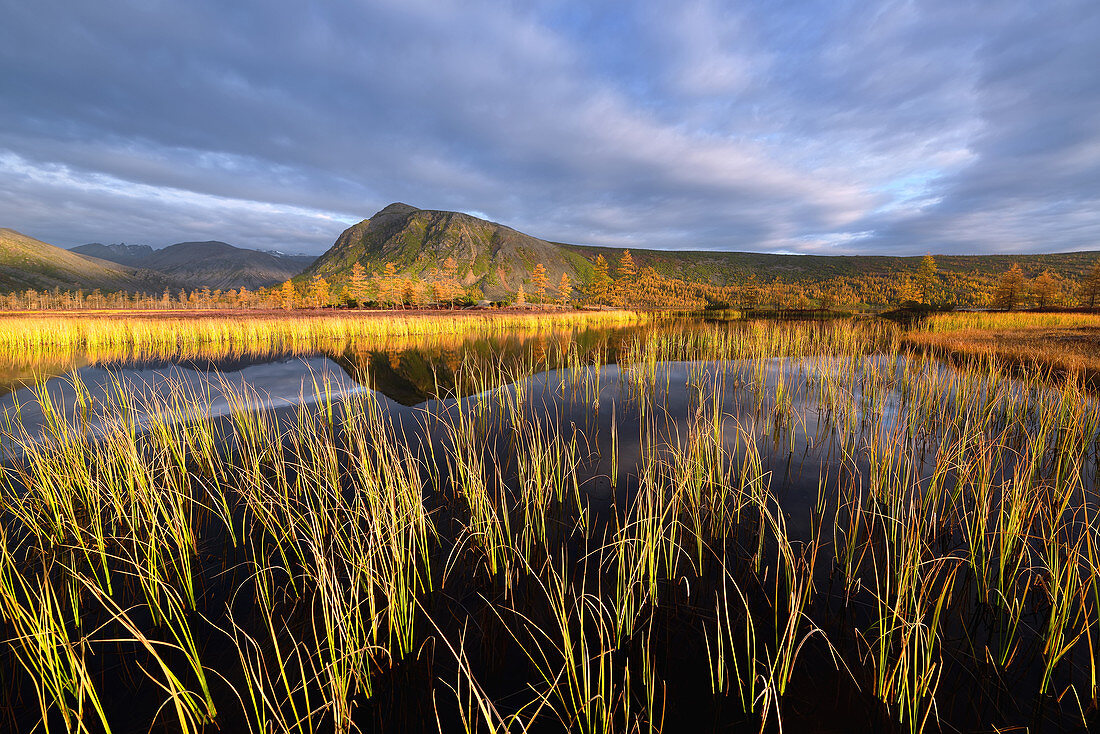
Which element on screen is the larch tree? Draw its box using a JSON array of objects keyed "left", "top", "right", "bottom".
[
  {"left": 616, "top": 250, "right": 637, "bottom": 306},
  {"left": 1081, "top": 261, "right": 1100, "bottom": 307},
  {"left": 309, "top": 274, "right": 330, "bottom": 308},
  {"left": 589, "top": 254, "right": 613, "bottom": 305},
  {"left": 280, "top": 280, "right": 296, "bottom": 310},
  {"left": 531, "top": 263, "right": 549, "bottom": 303},
  {"left": 916, "top": 254, "right": 938, "bottom": 304},
  {"left": 350, "top": 262, "right": 368, "bottom": 307},
  {"left": 1031, "top": 270, "right": 1058, "bottom": 308},
  {"left": 515, "top": 283, "right": 526, "bottom": 306},
  {"left": 381, "top": 262, "right": 400, "bottom": 308},
  {"left": 994, "top": 263, "right": 1026, "bottom": 310},
  {"left": 558, "top": 272, "right": 573, "bottom": 306},
  {"left": 440, "top": 257, "right": 461, "bottom": 305}
]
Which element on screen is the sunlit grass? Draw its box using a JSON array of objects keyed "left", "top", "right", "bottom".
[{"left": 0, "top": 316, "right": 1097, "bottom": 732}]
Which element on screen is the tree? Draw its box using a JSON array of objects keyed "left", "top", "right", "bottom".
[
  {"left": 531, "top": 263, "right": 549, "bottom": 303},
  {"left": 438, "top": 257, "right": 461, "bottom": 306},
  {"left": 994, "top": 263, "right": 1026, "bottom": 310},
  {"left": 616, "top": 250, "right": 637, "bottom": 306},
  {"left": 309, "top": 275, "right": 330, "bottom": 308},
  {"left": 739, "top": 274, "right": 760, "bottom": 311},
  {"left": 350, "top": 262, "right": 368, "bottom": 307},
  {"left": 1032, "top": 270, "right": 1057, "bottom": 308},
  {"left": 381, "top": 262, "right": 400, "bottom": 308},
  {"left": 1081, "top": 261, "right": 1100, "bottom": 307},
  {"left": 558, "top": 272, "right": 573, "bottom": 306},
  {"left": 515, "top": 283, "right": 526, "bottom": 306},
  {"left": 589, "top": 255, "right": 613, "bottom": 305},
  {"left": 916, "top": 254, "right": 937, "bottom": 304},
  {"left": 280, "top": 280, "right": 297, "bottom": 310}
]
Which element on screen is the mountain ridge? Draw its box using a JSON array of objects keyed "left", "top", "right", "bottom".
[
  {"left": 72, "top": 240, "right": 316, "bottom": 290},
  {"left": 0, "top": 228, "right": 178, "bottom": 293}
]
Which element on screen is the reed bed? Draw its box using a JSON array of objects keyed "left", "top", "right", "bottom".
[
  {"left": 0, "top": 310, "right": 650, "bottom": 360},
  {"left": 921, "top": 311, "right": 1100, "bottom": 333},
  {"left": 908, "top": 311, "right": 1100, "bottom": 380},
  {"left": 0, "top": 317, "right": 1097, "bottom": 732}
]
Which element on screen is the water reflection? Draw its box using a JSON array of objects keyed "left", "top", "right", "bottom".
[{"left": 0, "top": 323, "right": 655, "bottom": 438}]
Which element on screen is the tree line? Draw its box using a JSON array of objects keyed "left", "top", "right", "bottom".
[{"left": 5, "top": 253, "right": 1100, "bottom": 312}]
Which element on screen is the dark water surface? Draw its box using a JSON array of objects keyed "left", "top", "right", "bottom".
[{"left": 1, "top": 319, "right": 1097, "bottom": 733}]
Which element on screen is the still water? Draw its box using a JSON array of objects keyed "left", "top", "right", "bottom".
[{"left": 1, "top": 318, "right": 1096, "bottom": 732}]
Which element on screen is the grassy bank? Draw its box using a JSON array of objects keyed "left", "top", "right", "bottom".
[{"left": 907, "top": 312, "right": 1100, "bottom": 379}]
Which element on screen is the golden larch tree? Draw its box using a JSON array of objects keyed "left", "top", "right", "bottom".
[
  {"left": 350, "top": 262, "right": 368, "bottom": 307},
  {"left": 309, "top": 274, "right": 330, "bottom": 308},
  {"left": 531, "top": 263, "right": 549, "bottom": 303},
  {"left": 558, "top": 272, "right": 573, "bottom": 306},
  {"left": 280, "top": 280, "right": 296, "bottom": 310}
]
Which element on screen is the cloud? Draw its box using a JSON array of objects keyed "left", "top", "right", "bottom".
[{"left": 0, "top": 0, "right": 1097, "bottom": 255}]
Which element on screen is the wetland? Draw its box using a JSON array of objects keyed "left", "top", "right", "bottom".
[{"left": 0, "top": 312, "right": 1097, "bottom": 733}]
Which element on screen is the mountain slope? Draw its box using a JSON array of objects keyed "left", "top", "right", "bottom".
[
  {"left": 70, "top": 243, "right": 156, "bottom": 267},
  {"left": 301, "top": 203, "right": 588, "bottom": 299},
  {"left": 73, "top": 240, "right": 316, "bottom": 290},
  {"left": 0, "top": 229, "right": 176, "bottom": 293},
  {"left": 561, "top": 243, "right": 1100, "bottom": 284},
  {"left": 307, "top": 204, "right": 1100, "bottom": 304}
]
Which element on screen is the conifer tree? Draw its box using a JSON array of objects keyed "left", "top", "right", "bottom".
[
  {"left": 558, "top": 272, "right": 573, "bottom": 306},
  {"left": 1082, "top": 261, "right": 1100, "bottom": 307},
  {"left": 590, "top": 255, "right": 613, "bottom": 305},
  {"left": 280, "top": 280, "right": 296, "bottom": 310},
  {"left": 616, "top": 250, "right": 637, "bottom": 306},
  {"left": 994, "top": 263, "right": 1026, "bottom": 310},
  {"left": 916, "top": 254, "right": 937, "bottom": 304},
  {"left": 350, "top": 262, "right": 368, "bottom": 307},
  {"left": 381, "top": 262, "right": 400, "bottom": 308},
  {"left": 531, "top": 263, "right": 549, "bottom": 303},
  {"left": 309, "top": 274, "right": 330, "bottom": 308},
  {"left": 1032, "top": 270, "right": 1057, "bottom": 308}
]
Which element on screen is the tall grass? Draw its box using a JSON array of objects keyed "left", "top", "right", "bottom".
[{"left": 0, "top": 316, "right": 1096, "bottom": 732}]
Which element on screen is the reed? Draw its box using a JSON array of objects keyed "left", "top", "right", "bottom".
[{"left": 0, "top": 315, "right": 1097, "bottom": 732}]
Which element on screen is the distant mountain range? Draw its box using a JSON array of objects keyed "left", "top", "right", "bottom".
[
  {"left": 0, "top": 228, "right": 176, "bottom": 293},
  {"left": 4, "top": 204, "right": 1100, "bottom": 301},
  {"left": 71, "top": 241, "right": 315, "bottom": 290}
]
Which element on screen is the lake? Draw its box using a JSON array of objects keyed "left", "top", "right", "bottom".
[{"left": 0, "top": 315, "right": 1096, "bottom": 733}]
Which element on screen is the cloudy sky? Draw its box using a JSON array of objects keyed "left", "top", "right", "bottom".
[{"left": 1, "top": 0, "right": 1098, "bottom": 256}]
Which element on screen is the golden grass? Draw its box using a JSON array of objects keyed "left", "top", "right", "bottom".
[
  {"left": 1, "top": 317, "right": 1098, "bottom": 732},
  {"left": 908, "top": 312, "right": 1100, "bottom": 378},
  {"left": 922, "top": 311, "right": 1100, "bottom": 332},
  {"left": 0, "top": 309, "right": 651, "bottom": 359}
]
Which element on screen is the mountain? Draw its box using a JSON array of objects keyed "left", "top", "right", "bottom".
[
  {"left": 69, "top": 243, "right": 155, "bottom": 267},
  {"left": 0, "top": 229, "right": 176, "bottom": 293},
  {"left": 301, "top": 203, "right": 589, "bottom": 299},
  {"left": 306, "top": 204, "right": 1100, "bottom": 303},
  {"left": 72, "top": 240, "right": 316, "bottom": 290}
]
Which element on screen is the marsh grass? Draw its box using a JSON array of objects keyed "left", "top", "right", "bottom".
[
  {"left": 0, "top": 317, "right": 1097, "bottom": 732},
  {"left": 907, "top": 311, "right": 1100, "bottom": 381}
]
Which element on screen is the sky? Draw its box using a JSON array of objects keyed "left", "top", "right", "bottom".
[{"left": 1, "top": 0, "right": 1098, "bottom": 256}]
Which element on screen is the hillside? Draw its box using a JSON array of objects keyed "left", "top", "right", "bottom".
[
  {"left": 301, "top": 203, "right": 589, "bottom": 299},
  {"left": 561, "top": 244, "right": 1100, "bottom": 285},
  {"left": 0, "top": 229, "right": 176, "bottom": 293},
  {"left": 73, "top": 240, "right": 316, "bottom": 290},
  {"left": 306, "top": 204, "right": 1100, "bottom": 306}
]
